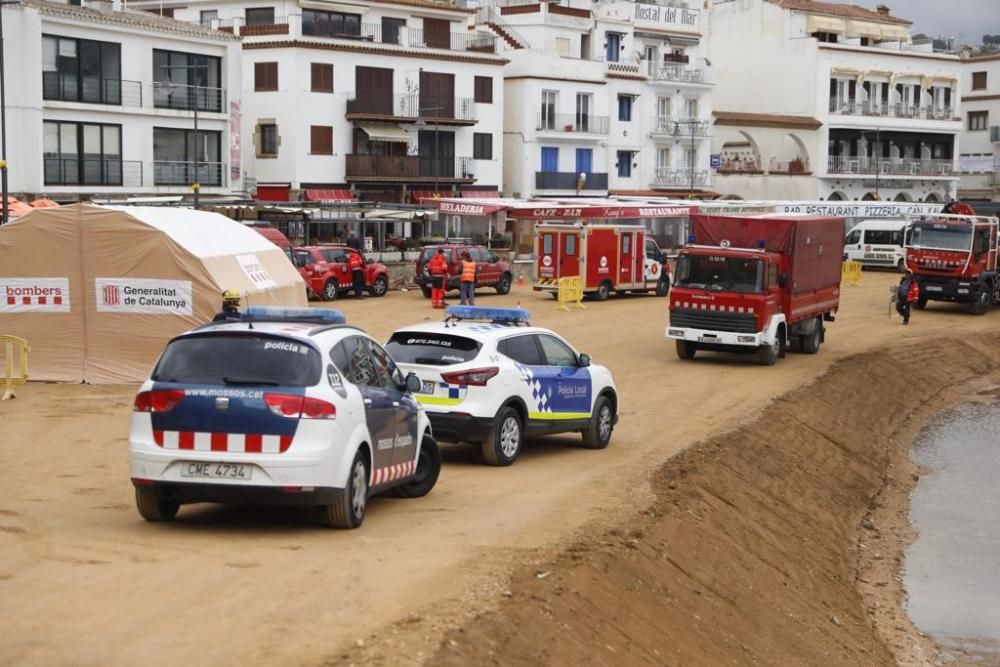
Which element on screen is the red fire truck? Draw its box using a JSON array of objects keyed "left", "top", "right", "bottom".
[
  {"left": 904, "top": 204, "right": 1000, "bottom": 314},
  {"left": 667, "top": 214, "right": 844, "bottom": 365},
  {"left": 533, "top": 223, "right": 670, "bottom": 300}
]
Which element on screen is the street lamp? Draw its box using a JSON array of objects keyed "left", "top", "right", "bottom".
[
  {"left": 156, "top": 63, "right": 210, "bottom": 209},
  {"left": 0, "top": 0, "right": 21, "bottom": 224}
]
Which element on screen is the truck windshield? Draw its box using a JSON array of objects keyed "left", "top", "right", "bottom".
[
  {"left": 907, "top": 223, "right": 972, "bottom": 251},
  {"left": 675, "top": 255, "right": 764, "bottom": 293}
]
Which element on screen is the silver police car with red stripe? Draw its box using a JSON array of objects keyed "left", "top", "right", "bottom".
[{"left": 128, "top": 307, "right": 440, "bottom": 529}]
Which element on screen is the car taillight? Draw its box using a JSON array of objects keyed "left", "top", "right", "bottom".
[
  {"left": 264, "top": 393, "right": 336, "bottom": 419},
  {"left": 440, "top": 367, "right": 500, "bottom": 387},
  {"left": 134, "top": 388, "right": 185, "bottom": 413}
]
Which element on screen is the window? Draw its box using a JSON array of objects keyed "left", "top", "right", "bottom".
[
  {"left": 199, "top": 10, "right": 218, "bottom": 25},
  {"left": 337, "top": 337, "right": 380, "bottom": 387},
  {"left": 310, "top": 126, "right": 333, "bottom": 155},
  {"left": 259, "top": 123, "right": 278, "bottom": 157},
  {"left": 969, "top": 111, "right": 988, "bottom": 131},
  {"left": 43, "top": 121, "right": 122, "bottom": 186},
  {"left": 498, "top": 335, "right": 543, "bottom": 366},
  {"left": 367, "top": 341, "right": 400, "bottom": 391},
  {"left": 254, "top": 61, "right": 278, "bottom": 92},
  {"left": 474, "top": 76, "right": 493, "bottom": 104},
  {"left": 382, "top": 17, "right": 405, "bottom": 44},
  {"left": 617, "top": 150, "right": 632, "bottom": 178},
  {"left": 623, "top": 234, "right": 632, "bottom": 255},
  {"left": 311, "top": 63, "right": 334, "bottom": 93},
  {"left": 864, "top": 229, "right": 903, "bottom": 246},
  {"left": 473, "top": 133, "right": 492, "bottom": 160},
  {"left": 845, "top": 229, "right": 861, "bottom": 245},
  {"left": 575, "top": 93, "right": 591, "bottom": 131},
  {"left": 422, "top": 18, "right": 451, "bottom": 50},
  {"left": 574, "top": 148, "right": 592, "bottom": 174},
  {"left": 812, "top": 31, "right": 838, "bottom": 43},
  {"left": 153, "top": 127, "right": 223, "bottom": 186},
  {"left": 540, "top": 90, "right": 557, "bottom": 129},
  {"left": 153, "top": 335, "right": 321, "bottom": 387},
  {"left": 301, "top": 9, "right": 361, "bottom": 37},
  {"left": 153, "top": 49, "right": 223, "bottom": 112},
  {"left": 542, "top": 234, "right": 553, "bottom": 255},
  {"left": 565, "top": 234, "right": 576, "bottom": 256},
  {"left": 656, "top": 147, "right": 670, "bottom": 173},
  {"left": 385, "top": 332, "right": 482, "bottom": 366},
  {"left": 972, "top": 71, "right": 987, "bottom": 91},
  {"left": 537, "top": 335, "right": 577, "bottom": 368},
  {"left": 322, "top": 248, "right": 347, "bottom": 263},
  {"left": 541, "top": 146, "right": 558, "bottom": 172},
  {"left": 618, "top": 94, "right": 632, "bottom": 121},
  {"left": 605, "top": 32, "right": 621, "bottom": 62},
  {"left": 42, "top": 35, "right": 121, "bottom": 104},
  {"left": 656, "top": 96, "right": 671, "bottom": 126},
  {"left": 685, "top": 148, "right": 697, "bottom": 169},
  {"left": 684, "top": 98, "right": 698, "bottom": 119},
  {"left": 245, "top": 7, "right": 275, "bottom": 25}
]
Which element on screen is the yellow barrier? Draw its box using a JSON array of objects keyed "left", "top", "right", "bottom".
[
  {"left": 557, "top": 276, "right": 585, "bottom": 311},
  {"left": 1, "top": 335, "right": 29, "bottom": 400},
  {"left": 842, "top": 261, "right": 863, "bottom": 287}
]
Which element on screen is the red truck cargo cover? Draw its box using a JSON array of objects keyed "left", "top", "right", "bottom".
[{"left": 692, "top": 214, "right": 844, "bottom": 295}]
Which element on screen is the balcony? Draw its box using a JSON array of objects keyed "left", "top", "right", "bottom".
[
  {"left": 536, "top": 113, "right": 610, "bottom": 135},
  {"left": 826, "top": 156, "right": 955, "bottom": 177},
  {"left": 44, "top": 158, "right": 143, "bottom": 187},
  {"left": 650, "top": 118, "right": 711, "bottom": 137},
  {"left": 346, "top": 94, "right": 475, "bottom": 124},
  {"left": 607, "top": 61, "right": 642, "bottom": 77},
  {"left": 407, "top": 29, "right": 496, "bottom": 53},
  {"left": 828, "top": 98, "right": 958, "bottom": 121},
  {"left": 652, "top": 168, "right": 709, "bottom": 187},
  {"left": 534, "top": 171, "right": 609, "bottom": 190},
  {"left": 153, "top": 83, "right": 225, "bottom": 114},
  {"left": 153, "top": 161, "right": 225, "bottom": 187},
  {"left": 768, "top": 158, "right": 812, "bottom": 175},
  {"left": 642, "top": 61, "right": 708, "bottom": 84},
  {"left": 42, "top": 73, "right": 143, "bottom": 107},
  {"left": 345, "top": 155, "right": 475, "bottom": 182}
]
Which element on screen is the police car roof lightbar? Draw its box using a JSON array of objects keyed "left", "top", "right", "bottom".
[
  {"left": 241, "top": 306, "right": 347, "bottom": 325},
  {"left": 445, "top": 305, "right": 531, "bottom": 326}
]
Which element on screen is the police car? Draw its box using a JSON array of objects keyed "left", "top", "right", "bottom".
[
  {"left": 385, "top": 306, "right": 618, "bottom": 466},
  {"left": 128, "top": 307, "right": 440, "bottom": 529}
]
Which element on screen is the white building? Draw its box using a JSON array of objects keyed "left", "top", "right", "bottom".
[
  {"left": 491, "top": 0, "right": 713, "bottom": 199},
  {"left": 709, "top": 0, "right": 962, "bottom": 203},
  {"left": 4, "top": 0, "right": 242, "bottom": 200},
  {"left": 129, "top": 0, "right": 507, "bottom": 204},
  {"left": 958, "top": 53, "right": 1000, "bottom": 203}
]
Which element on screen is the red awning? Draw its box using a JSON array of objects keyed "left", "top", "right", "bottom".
[
  {"left": 304, "top": 188, "right": 356, "bottom": 203},
  {"left": 437, "top": 198, "right": 509, "bottom": 216},
  {"left": 255, "top": 185, "right": 291, "bottom": 202},
  {"left": 410, "top": 190, "right": 449, "bottom": 204},
  {"left": 505, "top": 203, "right": 693, "bottom": 220},
  {"left": 461, "top": 189, "right": 500, "bottom": 198}
]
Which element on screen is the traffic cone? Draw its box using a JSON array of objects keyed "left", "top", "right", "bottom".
[{"left": 517, "top": 273, "right": 526, "bottom": 287}]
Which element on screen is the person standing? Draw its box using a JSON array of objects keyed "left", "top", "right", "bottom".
[
  {"left": 459, "top": 251, "right": 477, "bottom": 305},
  {"left": 345, "top": 232, "right": 362, "bottom": 251},
  {"left": 212, "top": 289, "right": 242, "bottom": 321},
  {"left": 427, "top": 248, "right": 449, "bottom": 309},
  {"left": 348, "top": 250, "right": 366, "bottom": 298},
  {"left": 896, "top": 269, "right": 920, "bottom": 325}
]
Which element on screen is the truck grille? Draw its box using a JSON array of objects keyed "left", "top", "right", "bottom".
[{"left": 670, "top": 308, "right": 757, "bottom": 334}]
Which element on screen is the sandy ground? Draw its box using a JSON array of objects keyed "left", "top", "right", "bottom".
[{"left": 0, "top": 273, "right": 996, "bottom": 666}]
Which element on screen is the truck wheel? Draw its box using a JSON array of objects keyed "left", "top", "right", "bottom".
[
  {"left": 972, "top": 290, "right": 991, "bottom": 315},
  {"left": 675, "top": 340, "right": 697, "bottom": 360},
  {"left": 757, "top": 338, "right": 781, "bottom": 366},
  {"left": 595, "top": 281, "right": 611, "bottom": 301},
  {"left": 914, "top": 296, "right": 927, "bottom": 310},
  {"left": 800, "top": 319, "right": 822, "bottom": 355},
  {"left": 325, "top": 451, "right": 368, "bottom": 529},
  {"left": 897, "top": 258, "right": 906, "bottom": 273},
  {"left": 369, "top": 275, "right": 389, "bottom": 297},
  {"left": 482, "top": 405, "right": 523, "bottom": 466},
  {"left": 421, "top": 285, "right": 432, "bottom": 299},
  {"left": 135, "top": 486, "right": 179, "bottom": 522},
  {"left": 322, "top": 279, "right": 339, "bottom": 301},
  {"left": 495, "top": 274, "right": 512, "bottom": 295},
  {"left": 655, "top": 279, "right": 669, "bottom": 297},
  {"left": 391, "top": 434, "right": 441, "bottom": 498},
  {"left": 581, "top": 395, "right": 614, "bottom": 449}
]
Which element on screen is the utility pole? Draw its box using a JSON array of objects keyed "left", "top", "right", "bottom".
[{"left": 156, "top": 63, "right": 209, "bottom": 209}]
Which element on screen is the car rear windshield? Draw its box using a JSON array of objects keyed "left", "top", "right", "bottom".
[
  {"left": 152, "top": 334, "right": 322, "bottom": 386},
  {"left": 385, "top": 332, "right": 481, "bottom": 366}
]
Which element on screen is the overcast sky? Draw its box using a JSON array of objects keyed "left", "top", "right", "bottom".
[{"left": 852, "top": 0, "right": 1000, "bottom": 41}]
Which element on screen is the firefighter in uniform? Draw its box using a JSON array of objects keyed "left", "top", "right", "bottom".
[
  {"left": 896, "top": 269, "right": 920, "bottom": 325},
  {"left": 213, "top": 289, "right": 242, "bottom": 321},
  {"left": 428, "top": 248, "right": 449, "bottom": 309},
  {"left": 459, "top": 251, "right": 477, "bottom": 305},
  {"left": 348, "top": 250, "right": 366, "bottom": 298}
]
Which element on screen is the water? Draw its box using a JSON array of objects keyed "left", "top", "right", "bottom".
[{"left": 905, "top": 402, "right": 1000, "bottom": 662}]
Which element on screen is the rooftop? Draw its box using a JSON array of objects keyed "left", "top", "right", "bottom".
[
  {"left": 771, "top": 0, "right": 911, "bottom": 26},
  {"left": 27, "top": 0, "right": 239, "bottom": 41},
  {"left": 713, "top": 111, "right": 823, "bottom": 130}
]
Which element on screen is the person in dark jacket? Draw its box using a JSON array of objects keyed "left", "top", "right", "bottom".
[
  {"left": 896, "top": 269, "right": 920, "bottom": 325},
  {"left": 345, "top": 233, "right": 362, "bottom": 251},
  {"left": 213, "top": 289, "right": 242, "bottom": 321}
]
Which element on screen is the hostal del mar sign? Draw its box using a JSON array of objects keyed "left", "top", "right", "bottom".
[{"left": 634, "top": 4, "right": 698, "bottom": 29}]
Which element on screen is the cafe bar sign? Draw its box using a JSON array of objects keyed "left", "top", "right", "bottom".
[{"left": 634, "top": 4, "right": 699, "bottom": 30}]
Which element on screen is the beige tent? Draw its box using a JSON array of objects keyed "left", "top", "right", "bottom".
[{"left": 0, "top": 204, "right": 307, "bottom": 383}]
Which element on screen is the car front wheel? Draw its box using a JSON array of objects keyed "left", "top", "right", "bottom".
[
  {"left": 495, "top": 273, "right": 512, "bottom": 295},
  {"left": 582, "top": 395, "right": 614, "bottom": 449},
  {"left": 392, "top": 434, "right": 441, "bottom": 498}
]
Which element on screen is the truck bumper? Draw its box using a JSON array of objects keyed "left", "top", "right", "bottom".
[
  {"left": 666, "top": 326, "right": 763, "bottom": 349},
  {"left": 915, "top": 277, "right": 981, "bottom": 303}
]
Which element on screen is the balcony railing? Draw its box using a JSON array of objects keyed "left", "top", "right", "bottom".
[
  {"left": 153, "top": 83, "right": 225, "bottom": 113},
  {"left": 607, "top": 61, "right": 641, "bottom": 76},
  {"left": 44, "top": 158, "right": 143, "bottom": 187},
  {"left": 769, "top": 158, "right": 812, "bottom": 175},
  {"left": 153, "top": 161, "right": 224, "bottom": 186},
  {"left": 536, "top": 112, "right": 610, "bottom": 134},
  {"left": 827, "top": 156, "right": 955, "bottom": 177},
  {"left": 662, "top": 52, "right": 690, "bottom": 64},
  {"left": 660, "top": 118, "right": 711, "bottom": 137},
  {"left": 535, "top": 171, "right": 609, "bottom": 190},
  {"left": 828, "top": 98, "right": 957, "bottom": 120},
  {"left": 652, "top": 168, "right": 709, "bottom": 187},
  {"left": 407, "top": 29, "right": 496, "bottom": 53},
  {"left": 240, "top": 16, "right": 290, "bottom": 36},
  {"left": 345, "top": 155, "right": 475, "bottom": 180},
  {"left": 346, "top": 94, "right": 419, "bottom": 119},
  {"left": 642, "top": 61, "right": 707, "bottom": 84},
  {"left": 718, "top": 157, "right": 763, "bottom": 174},
  {"left": 42, "top": 73, "right": 143, "bottom": 106}
]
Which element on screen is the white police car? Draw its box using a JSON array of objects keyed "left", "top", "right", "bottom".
[
  {"left": 385, "top": 306, "right": 618, "bottom": 466},
  {"left": 128, "top": 307, "right": 440, "bottom": 529}
]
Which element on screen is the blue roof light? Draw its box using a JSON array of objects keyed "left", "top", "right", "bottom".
[
  {"left": 446, "top": 305, "right": 530, "bottom": 324},
  {"left": 241, "top": 306, "right": 346, "bottom": 325}
]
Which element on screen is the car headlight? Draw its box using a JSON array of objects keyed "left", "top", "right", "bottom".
[{"left": 668, "top": 328, "right": 684, "bottom": 337}]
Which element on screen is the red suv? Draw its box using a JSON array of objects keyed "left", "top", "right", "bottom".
[
  {"left": 293, "top": 245, "right": 390, "bottom": 301},
  {"left": 415, "top": 243, "right": 513, "bottom": 298}
]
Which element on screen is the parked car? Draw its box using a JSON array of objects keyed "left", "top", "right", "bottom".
[
  {"left": 293, "top": 245, "right": 390, "bottom": 300},
  {"left": 415, "top": 242, "right": 513, "bottom": 298}
]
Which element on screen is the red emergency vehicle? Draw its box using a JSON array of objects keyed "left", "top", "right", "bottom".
[{"left": 667, "top": 214, "right": 844, "bottom": 365}]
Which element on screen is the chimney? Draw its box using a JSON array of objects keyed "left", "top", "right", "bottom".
[{"left": 875, "top": 4, "right": 890, "bottom": 16}]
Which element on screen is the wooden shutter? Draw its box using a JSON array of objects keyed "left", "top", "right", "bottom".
[
  {"left": 255, "top": 62, "right": 278, "bottom": 91},
  {"left": 311, "top": 63, "right": 334, "bottom": 93},
  {"left": 474, "top": 76, "right": 493, "bottom": 104},
  {"left": 972, "top": 71, "right": 987, "bottom": 91},
  {"left": 356, "top": 66, "right": 393, "bottom": 115},
  {"left": 423, "top": 18, "right": 451, "bottom": 50},
  {"left": 310, "top": 126, "right": 333, "bottom": 155},
  {"left": 420, "top": 71, "right": 454, "bottom": 118}
]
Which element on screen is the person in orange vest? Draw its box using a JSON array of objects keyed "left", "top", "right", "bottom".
[
  {"left": 459, "top": 251, "right": 477, "bottom": 305},
  {"left": 348, "top": 250, "right": 366, "bottom": 298},
  {"left": 427, "top": 248, "right": 449, "bottom": 309},
  {"left": 895, "top": 269, "right": 920, "bottom": 325}
]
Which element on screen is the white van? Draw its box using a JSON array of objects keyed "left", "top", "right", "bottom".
[{"left": 843, "top": 220, "right": 909, "bottom": 271}]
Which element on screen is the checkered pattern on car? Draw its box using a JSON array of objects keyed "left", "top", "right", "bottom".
[{"left": 512, "top": 361, "right": 552, "bottom": 415}]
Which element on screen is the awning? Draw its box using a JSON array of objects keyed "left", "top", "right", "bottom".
[
  {"left": 437, "top": 199, "right": 509, "bottom": 216},
  {"left": 846, "top": 20, "right": 882, "bottom": 39},
  {"left": 305, "top": 188, "right": 356, "bottom": 202},
  {"left": 410, "top": 190, "right": 450, "bottom": 204},
  {"left": 255, "top": 185, "right": 291, "bottom": 202},
  {"left": 831, "top": 67, "right": 860, "bottom": 78},
  {"left": 878, "top": 24, "right": 910, "bottom": 42},
  {"left": 807, "top": 14, "right": 846, "bottom": 34},
  {"left": 359, "top": 123, "right": 411, "bottom": 143},
  {"left": 462, "top": 189, "right": 500, "bottom": 198}
]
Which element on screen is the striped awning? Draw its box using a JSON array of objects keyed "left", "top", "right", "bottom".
[
  {"left": 304, "top": 188, "right": 355, "bottom": 203},
  {"left": 358, "top": 123, "right": 411, "bottom": 143},
  {"left": 807, "top": 14, "right": 846, "bottom": 34}
]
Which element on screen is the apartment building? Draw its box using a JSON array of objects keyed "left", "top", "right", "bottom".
[
  {"left": 710, "top": 0, "right": 962, "bottom": 203},
  {"left": 958, "top": 54, "right": 1000, "bottom": 203},
  {"left": 130, "top": 0, "right": 507, "bottom": 204},
  {"left": 490, "top": 0, "right": 713, "bottom": 198},
  {"left": 4, "top": 0, "right": 242, "bottom": 200}
]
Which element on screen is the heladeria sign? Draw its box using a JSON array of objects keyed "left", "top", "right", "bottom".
[
  {"left": 95, "top": 278, "right": 193, "bottom": 315},
  {"left": 0, "top": 277, "right": 71, "bottom": 312}
]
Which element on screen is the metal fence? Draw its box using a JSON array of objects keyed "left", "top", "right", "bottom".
[
  {"left": 536, "top": 112, "right": 610, "bottom": 134},
  {"left": 42, "top": 73, "right": 143, "bottom": 106},
  {"left": 44, "top": 158, "right": 143, "bottom": 187},
  {"left": 153, "top": 161, "right": 224, "bottom": 186}
]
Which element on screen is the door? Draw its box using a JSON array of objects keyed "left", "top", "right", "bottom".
[
  {"left": 540, "top": 90, "right": 557, "bottom": 130},
  {"left": 575, "top": 148, "right": 592, "bottom": 175},
  {"left": 356, "top": 66, "right": 393, "bottom": 114},
  {"left": 423, "top": 18, "right": 451, "bottom": 50},
  {"left": 586, "top": 228, "right": 618, "bottom": 289},
  {"left": 420, "top": 70, "right": 455, "bottom": 118},
  {"left": 605, "top": 32, "right": 620, "bottom": 62},
  {"left": 520, "top": 333, "right": 592, "bottom": 426},
  {"left": 541, "top": 146, "right": 558, "bottom": 172},
  {"left": 322, "top": 248, "right": 351, "bottom": 286},
  {"left": 559, "top": 231, "right": 580, "bottom": 279},
  {"left": 539, "top": 230, "right": 559, "bottom": 281},
  {"left": 473, "top": 246, "right": 498, "bottom": 286},
  {"left": 368, "top": 341, "right": 419, "bottom": 467},
  {"left": 332, "top": 337, "right": 396, "bottom": 477},
  {"left": 844, "top": 227, "right": 862, "bottom": 262},
  {"left": 418, "top": 130, "right": 455, "bottom": 178},
  {"left": 575, "top": 94, "right": 591, "bottom": 132},
  {"left": 618, "top": 230, "right": 636, "bottom": 286}
]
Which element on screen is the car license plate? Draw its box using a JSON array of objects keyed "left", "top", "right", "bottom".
[
  {"left": 180, "top": 462, "right": 252, "bottom": 481},
  {"left": 925, "top": 285, "right": 943, "bottom": 292},
  {"left": 421, "top": 380, "right": 436, "bottom": 394}
]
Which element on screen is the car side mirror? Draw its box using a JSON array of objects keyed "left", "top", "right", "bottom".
[
  {"left": 578, "top": 353, "right": 591, "bottom": 367},
  {"left": 404, "top": 372, "right": 422, "bottom": 393},
  {"left": 778, "top": 273, "right": 788, "bottom": 288}
]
